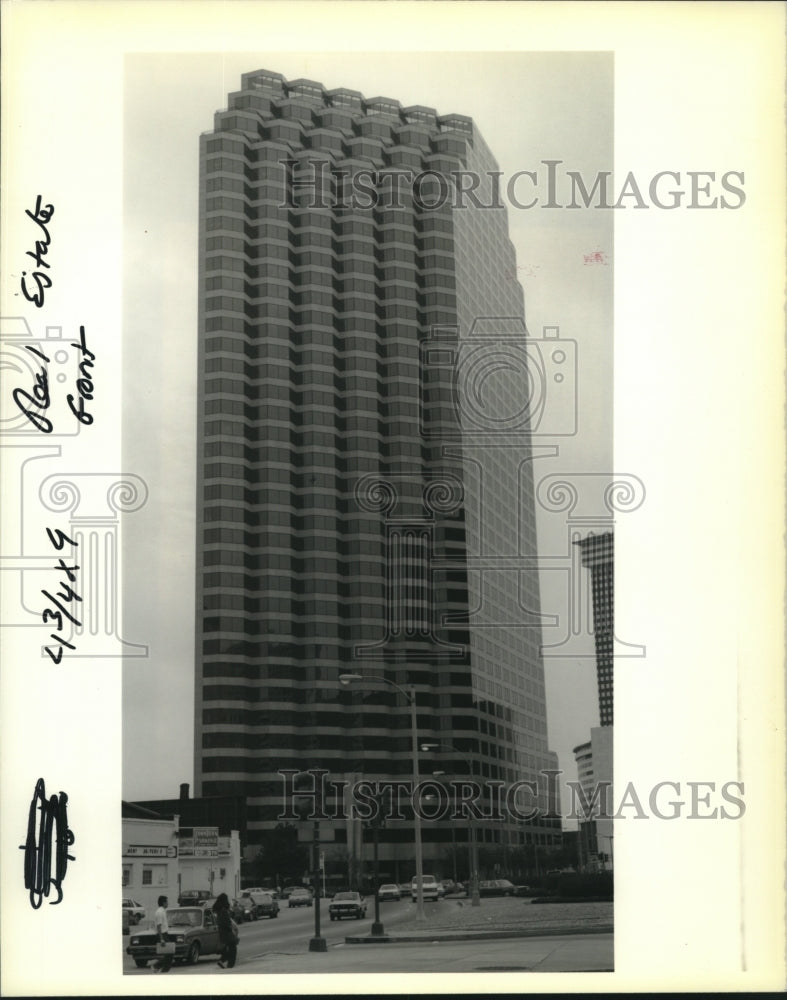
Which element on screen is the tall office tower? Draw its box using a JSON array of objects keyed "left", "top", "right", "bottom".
[
  {"left": 195, "top": 69, "right": 559, "bottom": 875},
  {"left": 576, "top": 532, "right": 614, "bottom": 726}
]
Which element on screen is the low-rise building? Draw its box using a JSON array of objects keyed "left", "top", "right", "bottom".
[
  {"left": 123, "top": 788, "right": 243, "bottom": 907},
  {"left": 178, "top": 827, "right": 241, "bottom": 899},
  {"left": 121, "top": 806, "right": 179, "bottom": 921}
]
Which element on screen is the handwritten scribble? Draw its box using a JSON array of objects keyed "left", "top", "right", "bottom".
[
  {"left": 21, "top": 195, "right": 54, "bottom": 308},
  {"left": 19, "top": 778, "right": 75, "bottom": 908}
]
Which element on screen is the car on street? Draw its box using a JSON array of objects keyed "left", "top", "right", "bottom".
[
  {"left": 410, "top": 874, "right": 440, "bottom": 901},
  {"left": 328, "top": 891, "right": 367, "bottom": 920},
  {"left": 288, "top": 887, "right": 313, "bottom": 907},
  {"left": 244, "top": 885, "right": 279, "bottom": 899},
  {"left": 177, "top": 889, "right": 211, "bottom": 907},
  {"left": 240, "top": 890, "right": 280, "bottom": 918},
  {"left": 479, "top": 879, "right": 516, "bottom": 897},
  {"left": 229, "top": 896, "right": 250, "bottom": 922},
  {"left": 279, "top": 885, "right": 300, "bottom": 900},
  {"left": 125, "top": 906, "right": 222, "bottom": 967},
  {"left": 122, "top": 898, "right": 146, "bottom": 924},
  {"left": 204, "top": 896, "right": 248, "bottom": 923},
  {"left": 377, "top": 883, "right": 401, "bottom": 901}
]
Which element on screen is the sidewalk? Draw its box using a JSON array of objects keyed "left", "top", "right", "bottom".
[
  {"left": 232, "top": 899, "right": 614, "bottom": 976},
  {"left": 227, "top": 932, "right": 614, "bottom": 975},
  {"left": 351, "top": 895, "right": 613, "bottom": 942}
]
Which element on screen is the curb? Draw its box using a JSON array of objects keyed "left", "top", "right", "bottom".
[{"left": 345, "top": 924, "right": 614, "bottom": 944}]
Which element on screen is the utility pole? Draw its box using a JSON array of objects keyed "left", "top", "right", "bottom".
[{"left": 309, "top": 818, "right": 327, "bottom": 952}]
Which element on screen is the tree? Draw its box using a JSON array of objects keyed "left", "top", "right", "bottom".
[{"left": 247, "top": 823, "right": 309, "bottom": 884}]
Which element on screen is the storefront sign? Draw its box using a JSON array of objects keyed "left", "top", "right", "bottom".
[{"left": 123, "top": 844, "right": 170, "bottom": 858}]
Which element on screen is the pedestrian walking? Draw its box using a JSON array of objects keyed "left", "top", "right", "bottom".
[
  {"left": 213, "top": 892, "right": 238, "bottom": 969},
  {"left": 151, "top": 895, "right": 174, "bottom": 973}
]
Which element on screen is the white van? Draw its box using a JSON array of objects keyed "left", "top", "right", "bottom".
[{"left": 411, "top": 874, "right": 440, "bottom": 901}]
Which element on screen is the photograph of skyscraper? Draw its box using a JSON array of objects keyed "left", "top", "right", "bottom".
[{"left": 121, "top": 50, "right": 614, "bottom": 968}]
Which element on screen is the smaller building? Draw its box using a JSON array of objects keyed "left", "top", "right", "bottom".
[
  {"left": 178, "top": 827, "right": 241, "bottom": 899},
  {"left": 121, "top": 806, "right": 179, "bottom": 921},
  {"left": 123, "top": 798, "right": 242, "bottom": 916},
  {"left": 572, "top": 726, "right": 613, "bottom": 872}
]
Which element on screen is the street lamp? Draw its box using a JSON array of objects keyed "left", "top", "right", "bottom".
[
  {"left": 420, "top": 740, "right": 481, "bottom": 907},
  {"left": 429, "top": 770, "right": 457, "bottom": 883},
  {"left": 430, "top": 771, "right": 457, "bottom": 884},
  {"left": 293, "top": 794, "right": 327, "bottom": 952},
  {"left": 339, "top": 673, "right": 425, "bottom": 924}
]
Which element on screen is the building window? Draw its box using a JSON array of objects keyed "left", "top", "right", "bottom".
[
  {"left": 122, "top": 865, "right": 131, "bottom": 887},
  {"left": 142, "top": 865, "right": 168, "bottom": 887}
]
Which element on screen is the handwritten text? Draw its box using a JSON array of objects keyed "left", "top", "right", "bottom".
[
  {"left": 42, "top": 527, "right": 81, "bottom": 664},
  {"left": 19, "top": 778, "right": 75, "bottom": 908},
  {"left": 21, "top": 196, "right": 54, "bottom": 308}
]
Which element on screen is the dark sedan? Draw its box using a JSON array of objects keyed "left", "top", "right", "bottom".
[
  {"left": 479, "top": 879, "right": 516, "bottom": 897},
  {"left": 205, "top": 895, "right": 248, "bottom": 923},
  {"left": 242, "top": 891, "right": 280, "bottom": 918}
]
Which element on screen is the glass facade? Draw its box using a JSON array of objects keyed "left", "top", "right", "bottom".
[
  {"left": 577, "top": 532, "right": 614, "bottom": 726},
  {"left": 195, "top": 69, "right": 560, "bottom": 872}
]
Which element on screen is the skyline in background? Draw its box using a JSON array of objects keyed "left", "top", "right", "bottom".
[{"left": 121, "top": 51, "right": 613, "bottom": 808}]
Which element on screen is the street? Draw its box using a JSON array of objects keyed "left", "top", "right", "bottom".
[
  {"left": 122, "top": 898, "right": 613, "bottom": 976},
  {"left": 122, "top": 896, "right": 416, "bottom": 974}
]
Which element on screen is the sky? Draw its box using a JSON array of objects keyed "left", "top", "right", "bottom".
[{"left": 121, "top": 51, "right": 613, "bottom": 806}]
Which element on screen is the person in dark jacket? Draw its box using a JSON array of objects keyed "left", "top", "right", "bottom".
[{"left": 212, "top": 892, "right": 237, "bottom": 969}]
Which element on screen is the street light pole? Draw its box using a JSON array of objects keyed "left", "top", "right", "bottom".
[
  {"left": 370, "top": 817, "right": 383, "bottom": 936},
  {"left": 309, "top": 818, "right": 327, "bottom": 952},
  {"left": 339, "top": 673, "right": 425, "bottom": 923},
  {"left": 469, "top": 815, "right": 480, "bottom": 908},
  {"left": 409, "top": 684, "right": 425, "bottom": 923},
  {"left": 421, "top": 740, "right": 480, "bottom": 907}
]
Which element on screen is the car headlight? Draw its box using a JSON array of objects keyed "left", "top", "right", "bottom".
[
  {"left": 175, "top": 935, "right": 185, "bottom": 943},
  {"left": 130, "top": 937, "right": 139, "bottom": 945}
]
